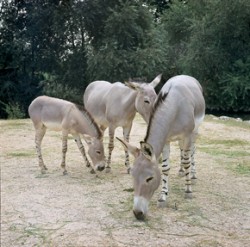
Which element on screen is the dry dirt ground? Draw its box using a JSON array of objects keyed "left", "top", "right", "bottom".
[{"left": 1, "top": 114, "right": 250, "bottom": 247}]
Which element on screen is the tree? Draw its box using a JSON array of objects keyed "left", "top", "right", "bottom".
[
  {"left": 160, "top": 0, "right": 250, "bottom": 111},
  {"left": 87, "top": 0, "right": 167, "bottom": 82}
]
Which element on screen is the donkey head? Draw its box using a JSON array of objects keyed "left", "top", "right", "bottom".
[
  {"left": 83, "top": 134, "right": 106, "bottom": 172},
  {"left": 117, "top": 137, "right": 161, "bottom": 220},
  {"left": 125, "top": 74, "right": 162, "bottom": 123}
]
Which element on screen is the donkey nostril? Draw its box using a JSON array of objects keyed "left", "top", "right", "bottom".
[
  {"left": 97, "top": 166, "right": 105, "bottom": 171},
  {"left": 133, "top": 210, "right": 145, "bottom": 221}
]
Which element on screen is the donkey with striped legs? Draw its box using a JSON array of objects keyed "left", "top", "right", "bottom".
[
  {"left": 117, "top": 75, "right": 205, "bottom": 220},
  {"left": 28, "top": 96, "right": 106, "bottom": 175},
  {"left": 83, "top": 74, "right": 161, "bottom": 173}
]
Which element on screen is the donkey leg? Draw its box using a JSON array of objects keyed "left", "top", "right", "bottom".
[
  {"left": 178, "top": 140, "right": 185, "bottom": 177},
  {"left": 106, "top": 126, "right": 115, "bottom": 173},
  {"left": 123, "top": 123, "right": 132, "bottom": 173},
  {"left": 35, "top": 126, "right": 47, "bottom": 174},
  {"left": 158, "top": 143, "right": 170, "bottom": 207},
  {"left": 74, "top": 135, "right": 95, "bottom": 174},
  {"left": 182, "top": 148, "right": 192, "bottom": 199},
  {"left": 190, "top": 144, "right": 197, "bottom": 181},
  {"left": 61, "top": 131, "right": 69, "bottom": 175},
  {"left": 190, "top": 132, "right": 198, "bottom": 182}
]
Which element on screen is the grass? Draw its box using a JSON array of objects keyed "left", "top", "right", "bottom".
[
  {"left": 194, "top": 239, "right": 222, "bottom": 247},
  {"left": 2, "top": 116, "right": 250, "bottom": 247},
  {"left": 229, "top": 161, "right": 250, "bottom": 176},
  {"left": 198, "top": 118, "right": 250, "bottom": 176},
  {"left": 200, "top": 138, "right": 249, "bottom": 146},
  {"left": 6, "top": 151, "right": 35, "bottom": 158},
  {"left": 199, "top": 145, "right": 250, "bottom": 176},
  {"left": 0, "top": 119, "right": 30, "bottom": 129},
  {"left": 205, "top": 114, "right": 250, "bottom": 130},
  {"left": 199, "top": 147, "right": 249, "bottom": 158}
]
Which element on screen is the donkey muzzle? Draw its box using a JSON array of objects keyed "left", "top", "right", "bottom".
[
  {"left": 133, "top": 196, "right": 149, "bottom": 220},
  {"left": 97, "top": 166, "right": 105, "bottom": 171},
  {"left": 133, "top": 210, "right": 146, "bottom": 220}
]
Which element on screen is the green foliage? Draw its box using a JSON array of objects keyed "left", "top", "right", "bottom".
[
  {"left": 217, "top": 58, "right": 250, "bottom": 111},
  {"left": 1, "top": 0, "right": 250, "bottom": 118},
  {"left": 41, "top": 74, "right": 82, "bottom": 104},
  {"left": 87, "top": 0, "right": 168, "bottom": 82},
  {"left": 1, "top": 101, "right": 25, "bottom": 119},
  {"left": 160, "top": 0, "right": 250, "bottom": 112}
]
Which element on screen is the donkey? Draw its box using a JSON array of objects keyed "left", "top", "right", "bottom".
[
  {"left": 83, "top": 74, "right": 162, "bottom": 173},
  {"left": 117, "top": 75, "right": 205, "bottom": 220},
  {"left": 28, "top": 96, "right": 106, "bottom": 175}
]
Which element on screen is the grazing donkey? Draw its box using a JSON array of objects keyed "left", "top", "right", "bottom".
[
  {"left": 28, "top": 96, "right": 106, "bottom": 175},
  {"left": 83, "top": 74, "right": 161, "bottom": 173},
  {"left": 117, "top": 75, "right": 205, "bottom": 220}
]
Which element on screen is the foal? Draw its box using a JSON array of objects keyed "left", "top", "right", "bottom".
[{"left": 29, "top": 96, "right": 106, "bottom": 174}]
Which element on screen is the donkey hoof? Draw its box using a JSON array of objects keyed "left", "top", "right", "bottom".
[
  {"left": 178, "top": 170, "right": 185, "bottom": 177},
  {"left": 184, "top": 192, "right": 193, "bottom": 199},
  {"left": 41, "top": 169, "right": 47, "bottom": 174},
  {"left": 127, "top": 167, "right": 131, "bottom": 174},
  {"left": 86, "top": 163, "right": 91, "bottom": 168},
  {"left": 157, "top": 200, "right": 168, "bottom": 208},
  {"left": 105, "top": 167, "right": 111, "bottom": 173},
  {"left": 63, "top": 170, "right": 68, "bottom": 175},
  {"left": 90, "top": 169, "right": 96, "bottom": 174},
  {"left": 191, "top": 177, "right": 197, "bottom": 185}
]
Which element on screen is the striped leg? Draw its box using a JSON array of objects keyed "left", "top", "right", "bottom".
[
  {"left": 35, "top": 126, "right": 47, "bottom": 174},
  {"left": 74, "top": 135, "right": 95, "bottom": 174},
  {"left": 182, "top": 149, "right": 192, "bottom": 199},
  {"left": 190, "top": 144, "right": 197, "bottom": 180},
  {"left": 158, "top": 143, "right": 170, "bottom": 207},
  {"left": 178, "top": 140, "right": 185, "bottom": 177},
  {"left": 106, "top": 126, "right": 115, "bottom": 173},
  {"left": 61, "top": 131, "right": 69, "bottom": 175},
  {"left": 179, "top": 138, "right": 197, "bottom": 181},
  {"left": 123, "top": 123, "right": 132, "bottom": 173}
]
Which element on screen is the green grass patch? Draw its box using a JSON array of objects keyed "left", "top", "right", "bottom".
[
  {"left": 123, "top": 187, "right": 134, "bottom": 192},
  {"left": 0, "top": 119, "right": 29, "bottom": 129},
  {"left": 200, "top": 138, "right": 249, "bottom": 146},
  {"left": 205, "top": 115, "right": 250, "bottom": 130},
  {"left": 6, "top": 151, "right": 35, "bottom": 158},
  {"left": 199, "top": 147, "right": 249, "bottom": 158},
  {"left": 220, "top": 119, "right": 250, "bottom": 130},
  {"left": 194, "top": 239, "right": 222, "bottom": 247},
  {"left": 230, "top": 161, "right": 250, "bottom": 176},
  {"left": 35, "top": 174, "right": 50, "bottom": 178}
]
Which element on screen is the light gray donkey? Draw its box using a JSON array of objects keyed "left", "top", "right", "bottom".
[
  {"left": 29, "top": 96, "right": 106, "bottom": 175},
  {"left": 83, "top": 74, "right": 162, "bottom": 173},
  {"left": 117, "top": 75, "right": 205, "bottom": 220}
]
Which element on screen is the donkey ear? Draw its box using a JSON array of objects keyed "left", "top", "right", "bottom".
[
  {"left": 140, "top": 141, "right": 156, "bottom": 162},
  {"left": 83, "top": 134, "right": 94, "bottom": 145},
  {"left": 150, "top": 74, "right": 162, "bottom": 88},
  {"left": 116, "top": 137, "right": 140, "bottom": 158},
  {"left": 124, "top": 81, "right": 141, "bottom": 91}
]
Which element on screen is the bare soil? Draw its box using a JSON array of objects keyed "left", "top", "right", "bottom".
[{"left": 1, "top": 115, "right": 250, "bottom": 247}]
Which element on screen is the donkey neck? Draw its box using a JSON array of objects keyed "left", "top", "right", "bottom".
[
  {"left": 144, "top": 101, "right": 177, "bottom": 159},
  {"left": 74, "top": 106, "right": 102, "bottom": 139}
]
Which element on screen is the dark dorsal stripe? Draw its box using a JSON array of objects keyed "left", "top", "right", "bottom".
[
  {"left": 144, "top": 91, "right": 168, "bottom": 142},
  {"left": 74, "top": 103, "right": 102, "bottom": 139}
]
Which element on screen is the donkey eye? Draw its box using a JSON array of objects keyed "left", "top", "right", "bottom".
[
  {"left": 144, "top": 99, "right": 150, "bottom": 104},
  {"left": 146, "top": 177, "right": 154, "bottom": 183},
  {"left": 96, "top": 151, "right": 101, "bottom": 155}
]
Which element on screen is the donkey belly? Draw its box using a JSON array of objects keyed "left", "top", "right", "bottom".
[{"left": 43, "top": 120, "right": 62, "bottom": 131}]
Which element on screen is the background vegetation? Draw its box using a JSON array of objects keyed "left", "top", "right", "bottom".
[{"left": 0, "top": 0, "right": 250, "bottom": 118}]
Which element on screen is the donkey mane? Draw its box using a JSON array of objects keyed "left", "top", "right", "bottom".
[
  {"left": 144, "top": 91, "right": 169, "bottom": 142},
  {"left": 74, "top": 103, "right": 102, "bottom": 139}
]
